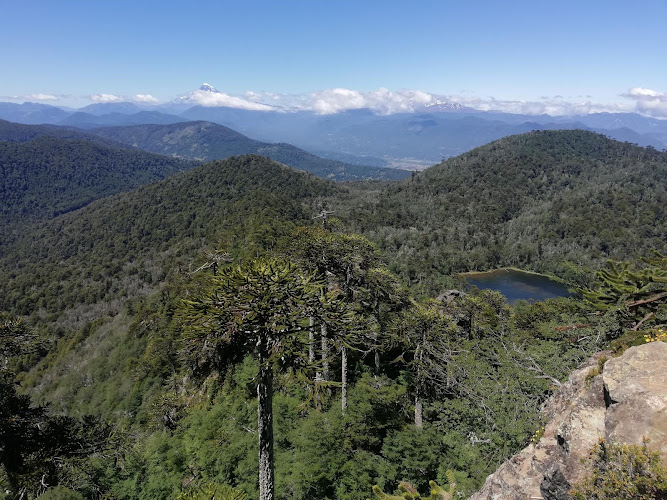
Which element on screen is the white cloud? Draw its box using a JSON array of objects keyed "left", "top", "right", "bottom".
[
  {"left": 90, "top": 93, "right": 126, "bottom": 103},
  {"left": 183, "top": 88, "right": 275, "bottom": 111},
  {"left": 134, "top": 94, "right": 159, "bottom": 104},
  {"left": 245, "top": 90, "right": 281, "bottom": 102},
  {"left": 625, "top": 87, "right": 662, "bottom": 98},
  {"left": 189, "top": 85, "right": 435, "bottom": 114},
  {"left": 25, "top": 93, "right": 58, "bottom": 101},
  {"left": 236, "top": 87, "right": 630, "bottom": 116},
  {"left": 306, "top": 87, "right": 433, "bottom": 115},
  {"left": 635, "top": 99, "right": 667, "bottom": 117},
  {"left": 443, "top": 95, "right": 632, "bottom": 116},
  {"left": 621, "top": 87, "right": 667, "bottom": 118},
  {"left": 180, "top": 84, "right": 658, "bottom": 117}
]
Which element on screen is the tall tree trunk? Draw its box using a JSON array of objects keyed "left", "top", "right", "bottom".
[
  {"left": 321, "top": 322, "right": 330, "bottom": 382},
  {"left": 373, "top": 334, "right": 381, "bottom": 375},
  {"left": 373, "top": 307, "right": 381, "bottom": 375},
  {"left": 414, "top": 390, "right": 423, "bottom": 428},
  {"left": 415, "top": 338, "right": 424, "bottom": 428},
  {"left": 311, "top": 316, "right": 323, "bottom": 412},
  {"left": 309, "top": 316, "right": 316, "bottom": 364},
  {"left": 341, "top": 346, "right": 348, "bottom": 414},
  {"left": 257, "top": 354, "right": 275, "bottom": 500}
]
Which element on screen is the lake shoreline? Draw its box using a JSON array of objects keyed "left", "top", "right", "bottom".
[
  {"left": 459, "top": 268, "right": 572, "bottom": 304},
  {"left": 459, "top": 267, "right": 548, "bottom": 278}
]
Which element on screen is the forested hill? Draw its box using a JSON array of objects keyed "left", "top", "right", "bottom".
[
  {"left": 0, "top": 154, "right": 341, "bottom": 322},
  {"left": 3, "top": 131, "right": 666, "bottom": 499},
  {"left": 86, "top": 120, "right": 411, "bottom": 181},
  {"left": 0, "top": 135, "right": 196, "bottom": 230},
  {"left": 0, "top": 118, "right": 87, "bottom": 142},
  {"left": 0, "top": 118, "right": 128, "bottom": 147},
  {"left": 342, "top": 130, "right": 667, "bottom": 285}
]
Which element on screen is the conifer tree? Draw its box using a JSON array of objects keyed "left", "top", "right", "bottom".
[
  {"left": 390, "top": 302, "right": 459, "bottom": 427},
  {"left": 284, "top": 226, "right": 383, "bottom": 412},
  {"left": 581, "top": 252, "right": 667, "bottom": 332},
  {"left": 180, "top": 257, "right": 324, "bottom": 500}
]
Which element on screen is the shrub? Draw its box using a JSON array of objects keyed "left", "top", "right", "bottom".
[{"left": 570, "top": 439, "right": 667, "bottom": 499}]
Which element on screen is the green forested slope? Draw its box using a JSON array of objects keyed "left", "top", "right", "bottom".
[
  {"left": 337, "top": 130, "right": 667, "bottom": 289},
  {"left": 2, "top": 131, "right": 665, "bottom": 500},
  {"left": 1, "top": 155, "right": 340, "bottom": 461},
  {"left": 0, "top": 135, "right": 196, "bottom": 229},
  {"left": 0, "top": 155, "right": 340, "bottom": 322},
  {"left": 87, "top": 121, "right": 411, "bottom": 181}
]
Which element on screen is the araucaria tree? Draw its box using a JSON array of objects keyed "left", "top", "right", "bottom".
[
  {"left": 285, "top": 226, "right": 388, "bottom": 411},
  {"left": 391, "top": 301, "right": 459, "bottom": 428},
  {"left": 180, "top": 257, "right": 323, "bottom": 500},
  {"left": 581, "top": 251, "right": 667, "bottom": 333}
]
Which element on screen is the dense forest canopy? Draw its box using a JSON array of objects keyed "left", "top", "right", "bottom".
[
  {"left": 0, "top": 134, "right": 196, "bottom": 231},
  {"left": 1, "top": 130, "right": 666, "bottom": 499},
  {"left": 332, "top": 130, "right": 667, "bottom": 292}
]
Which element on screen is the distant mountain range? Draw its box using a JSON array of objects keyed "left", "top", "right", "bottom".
[{"left": 1, "top": 87, "right": 666, "bottom": 166}]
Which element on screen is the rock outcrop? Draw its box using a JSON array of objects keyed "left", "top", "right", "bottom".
[{"left": 469, "top": 342, "right": 667, "bottom": 500}]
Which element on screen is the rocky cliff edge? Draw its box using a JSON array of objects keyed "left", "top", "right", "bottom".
[{"left": 469, "top": 341, "right": 667, "bottom": 500}]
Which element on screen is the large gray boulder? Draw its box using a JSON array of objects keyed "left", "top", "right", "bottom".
[
  {"left": 470, "top": 342, "right": 667, "bottom": 500},
  {"left": 603, "top": 341, "right": 667, "bottom": 457}
]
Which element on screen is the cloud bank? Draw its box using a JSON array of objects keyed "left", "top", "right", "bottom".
[
  {"left": 25, "top": 93, "right": 58, "bottom": 101},
  {"left": 443, "top": 95, "right": 633, "bottom": 116},
  {"left": 134, "top": 94, "right": 159, "bottom": 104},
  {"left": 236, "top": 87, "right": 639, "bottom": 116},
  {"left": 240, "top": 85, "right": 667, "bottom": 117},
  {"left": 90, "top": 93, "right": 126, "bottom": 103},
  {"left": 11, "top": 84, "right": 666, "bottom": 118},
  {"left": 622, "top": 87, "right": 667, "bottom": 118},
  {"left": 182, "top": 88, "right": 275, "bottom": 111},
  {"left": 309, "top": 87, "right": 433, "bottom": 114}
]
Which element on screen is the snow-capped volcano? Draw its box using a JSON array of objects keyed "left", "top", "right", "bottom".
[{"left": 199, "top": 83, "right": 219, "bottom": 93}]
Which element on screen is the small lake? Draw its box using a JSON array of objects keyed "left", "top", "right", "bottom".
[{"left": 461, "top": 269, "right": 571, "bottom": 304}]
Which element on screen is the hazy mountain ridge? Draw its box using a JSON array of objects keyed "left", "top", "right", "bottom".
[
  {"left": 0, "top": 118, "right": 134, "bottom": 148},
  {"left": 2, "top": 98, "right": 665, "bottom": 165},
  {"left": 58, "top": 110, "right": 189, "bottom": 128},
  {"left": 85, "top": 120, "right": 410, "bottom": 181}
]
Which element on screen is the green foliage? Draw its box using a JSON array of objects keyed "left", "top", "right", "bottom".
[
  {"left": 176, "top": 482, "right": 246, "bottom": 500},
  {"left": 0, "top": 316, "right": 115, "bottom": 499},
  {"left": 36, "top": 486, "right": 84, "bottom": 500},
  {"left": 0, "top": 314, "right": 44, "bottom": 373},
  {"left": 570, "top": 439, "right": 667, "bottom": 499},
  {"left": 284, "top": 226, "right": 383, "bottom": 294},
  {"left": 379, "top": 427, "right": 447, "bottom": 493},
  {"left": 179, "top": 256, "right": 324, "bottom": 376},
  {"left": 389, "top": 301, "right": 459, "bottom": 391},
  {"left": 0, "top": 135, "right": 194, "bottom": 230},
  {"left": 5, "top": 131, "right": 664, "bottom": 499},
  {"left": 581, "top": 252, "right": 667, "bottom": 336},
  {"left": 371, "top": 478, "right": 454, "bottom": 500},
  {"left": 0, "top": 154, "right": 338, "bottom": 321},
  {"left": 328, "top": 130, "right": 667, "bottom": 292}
]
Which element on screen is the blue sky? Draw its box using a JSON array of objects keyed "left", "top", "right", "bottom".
[{"left": 2, "top": 0, "right": 666, "bottom": 115}]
